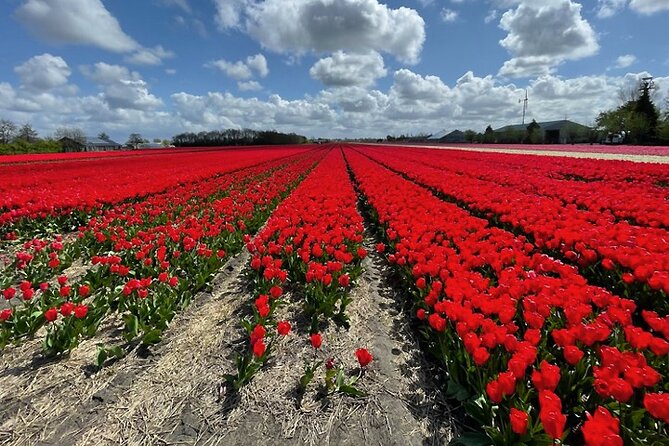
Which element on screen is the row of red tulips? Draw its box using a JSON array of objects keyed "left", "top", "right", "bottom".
[
  {"left": 357, "top": 146, "right": 669, "bottom": 313},
  {"left": 227, "top": 148, "right": 371, "bottom": 393},
  {"left": 395, "top": 146, "right": 669, "bottom": 229},
  {"left": 344, "top": 146, "right": 667, "bottom": 445},
  {"left": 0, "top": 146, "right": 311, "bottom": 235},
  {"left": 1, "top": 150, "right": 324, "bottom": 359}
]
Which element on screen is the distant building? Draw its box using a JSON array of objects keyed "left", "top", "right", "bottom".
[
  {"left": 494, "top": 120, "right": 590, "bottom": 144},
  {"left": 428, "top": 129, "right": 466, "bottom": 143},
  {"left": 136, "top": 142, "right": 166, "bottom": 149},
  {"left": 60, "top": 136, "right": 122, "bottom": 152}
]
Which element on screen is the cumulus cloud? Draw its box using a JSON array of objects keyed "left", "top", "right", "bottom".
[
  {"left": 615, "top": 54, "right": 637, "bottom": 68},
  {"left": 390, "top": 69, "right": 451, "bottom": 102},
  {"left": 15, "top": 0, "right": 175, "bottom": 65},
  {"left": 208, "top": 54, "right": 269, "bottom": 80},
  {"left": 14, "top": 53, "right": 71, "bottom": 91},
  {"left": 245, "top": 54, "right": 269, "bottom": 77},
  {"left": 171, "top": 91, "right": 337, "bottom": 131},
  {"left": 15, "top": 0, "right": 139, "bottom": 53},
  {"left": 213, "top": 0, "right": 250, "bottom": 30},
  {"left": 81, "top": 62, "right": 162, "bottom": 111},
  {"left": 245, "top": 0, "right": 426, "bottom": 64},
  {"left": 499, "top": 55, "right": 555, "bottom": 78},
  {"left": 309, "top": 51, "right": 387, "bottom": 87},
  {"left": 498, "top": 1, "right": 599, "bottom": 78},
  {"left": 238, "top": 80, "right": 263, "bottom": 91}
]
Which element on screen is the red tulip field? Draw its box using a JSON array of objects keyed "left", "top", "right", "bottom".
[{"left": 1, "top": 144, "right": 668, "bottom": 446}]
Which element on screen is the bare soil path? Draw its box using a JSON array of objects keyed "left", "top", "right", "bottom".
[{"left": 2, "top": 234, "right": 454, "bottom": 446}]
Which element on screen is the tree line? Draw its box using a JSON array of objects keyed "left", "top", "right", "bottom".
[
  {"left": 171, "top": 129, "right": 307, "bottom": 147},
  {"left": 596, "top": 78, "right": 669, "bottom": 144},
  {"left": 0, "top": 120, "right": 309, "bottom": 155}
]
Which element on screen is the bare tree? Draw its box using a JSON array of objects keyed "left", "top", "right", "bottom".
[
  {"left": 0, "top": 119, "right": 17, "bottom": 144},
  {"left": 16, "top": 123, "right": 39, "bottom": 142},
  {"left": 54, "top": 127, "right": 86, "bottom": 144},
  {"left": 126, "top": 133, "right": 145, "bottom": 148}
]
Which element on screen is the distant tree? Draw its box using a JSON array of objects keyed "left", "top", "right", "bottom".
[
  {"left": 55, "top": 127, "right": 86, "bottom": 144},
  {"left": 162, "top": 139, "right": 171, "bottom": 146},
  {"left": 482, "top": 125, "right": 495, "bottom": 143},
  {"left": 526, "top": 119, "right": 542, "bottom": 143},
  {"left": 0, "top": 119, "right": 17, "bottom": 144},
  {"left": 127, "top": 133, "right": 144, "bottom": 148},
  {"left": 635, "top": 80, "right": 660, "bottom": 140},
  {"left": 16, "top": 123, "right": 39, "bottom": 142},
  {"left": 464, "top": 129, "right": 477, "bottom": 143},
  {"left": 98, "top": 132, "right": 110, "bottom": 141},
  {"left": 597, "top": 78, "right": 661, "bottom": 144},
  {"left": 153, "top": 138, "right": 161, "bottom": 143}
]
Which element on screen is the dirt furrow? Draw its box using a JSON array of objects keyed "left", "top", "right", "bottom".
[
  {"left": 0, "top": 251, "right": 250, "bottom": 446},
  {"left": 208, "top": 235, "right": 454, "bottom": 446}
]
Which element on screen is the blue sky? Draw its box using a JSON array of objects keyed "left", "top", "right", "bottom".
[{"left": 0, "top": 0, "right": 668, "bottom": 141}]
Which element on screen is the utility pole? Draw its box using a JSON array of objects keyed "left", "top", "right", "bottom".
[{"left": 519, "top": 89, "right": 528, "bottom": 125}]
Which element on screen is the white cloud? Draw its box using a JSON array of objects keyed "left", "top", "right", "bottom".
[
  {"left": 238, "top": 80, "right": 263, "bottom": 91},
  {"left": 210, "top": 60, "right": 252, "bottom": 80},
  {"left": 309, "top": 51, "right": 387, "bottom": 87},
  {"left": 629, "top": 0, "right": 669, "bottom": 14},
  {"left": 485, "top": 9, "right": 499, "bottom": 23},
  {"left": 171, "top": 91, "right": 337, "bottom": 132},
  {"left": 15, "top": 0, "right": 139, "bottom": 53},
  {"left": 166, "top": 68, "right": 177, "bottom": 75},
  {"left": 80, "top": 62, "right": 140, "bottom": 84},
  {"left": 597, "top": 0, "right": 669, "bottom": 17},
  {"left": 499, "top": 55, "right": 555, "bottom": 78},
  {"left": 80, "top": 62, "right": 162, "bottom": 111},
  {"left": 245, "top": 0, "right": 426, "bottom": 64},
  {"left": 391, "top": 69, "right": 451, "bottom": 102},
  {"left": 14, "top": 53, "right": 71, "bottom": 91},
  {"left": 245, "top": 54, "right": 269, "bottom": 77},
  {"left": 441, "top": 8, "right": 458, "bottom": 22},
  {"left": 208, "top": 53, "right": 269, "bottom": 80},
  {"left": 213, "top": 0, "right": 250, "bottom": 30},
  {"left": 498, "top": 1, "right": 599, "bottom": 78},
  {"left": 125, "top": 46, "right": 175, "bottom": 66},
  {"left": 596, "top": 0, "right": 627, "bottom": 18},
  {"left": 615, "top": 54, "right": 637, "bottom": 68}
]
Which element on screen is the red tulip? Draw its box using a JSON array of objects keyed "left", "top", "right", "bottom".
[
  {"left": 310, "top": 333, "right": 322, "bottom": 349},
  {"left": 510, "top": 408, "right": 528, "bottom": 435},
  {"left": 355, "top": 348, "right": 373, "bottom": 367},
  {"left": 277, "top": 320, "right": 291, "bottom": 336}
]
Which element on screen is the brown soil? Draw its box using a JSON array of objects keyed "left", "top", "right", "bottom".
[{"left": 1, "top": 239, "right": 455, "bottom": 446}]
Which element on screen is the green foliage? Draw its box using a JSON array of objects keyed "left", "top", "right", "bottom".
[
  {"left": 526, "top": 120, "right": 543, "bottom": 144},
  {"left": 464, "top": 130, "right": 478, "bottom": 143},
  {"left": 482, "top": 125, "right": 495, "bottom": 143},
  {"left": 324, "top": 366, "right": 367, "bottom": 397},
  {"left": 172, "top": 128, "right": 308, "bottom": 147},
  {"left": 596, "top": 79, "right": 662, "bottom": 144},
  {"left": 0, "top": 138, "right": 63, "bottom": 155}
]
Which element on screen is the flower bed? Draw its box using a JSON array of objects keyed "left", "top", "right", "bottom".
[
  {"left": 345, "top": 147, "right": 668, "bottom": 445},
  {"left": 228, "top": 148, "right": 368, "bottom": 389},
  {"left": 1, "top": 149, "right": 324, "bottom": 359}
]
